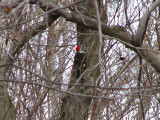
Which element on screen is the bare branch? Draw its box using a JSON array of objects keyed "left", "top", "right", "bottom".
[
  {"left": 94, "top": 0, "right": 103, "bottom": 81},
  {"left": 133, "top": 0, "right": 160, "bottom": 46},
  {"left": 65, "top": 4, "right": 160, "bottom": 73},
  {"left": 35, "top": 0, "right": 160, "bottom": 73}
]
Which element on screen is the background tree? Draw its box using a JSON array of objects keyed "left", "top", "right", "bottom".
[{"left": 0, "top": 0, "right": 160, "bottom": 119}]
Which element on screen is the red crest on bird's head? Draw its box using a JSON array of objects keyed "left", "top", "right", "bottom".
[{"left": 76, "top": 45, "right": 80, "bottom": 52}]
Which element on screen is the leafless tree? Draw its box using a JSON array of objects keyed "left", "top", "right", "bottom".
[{"left": 0, "top": 0, "right": 160, "bottom": 120}]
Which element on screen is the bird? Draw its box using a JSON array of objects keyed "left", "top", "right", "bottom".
[{"left": 73, "top": 45, "right": 87, "bottom": 79}]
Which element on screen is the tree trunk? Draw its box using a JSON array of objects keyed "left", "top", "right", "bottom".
[
  {"left": 0, "top": 49, "right": 17, "bottom": 120},
  {"left": 59, "top": 0, "right": 104, "bottom": 119}
]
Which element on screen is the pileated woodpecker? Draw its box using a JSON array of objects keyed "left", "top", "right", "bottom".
[{"left": 73, "top": 45, "right": 87, "bottom": 79}]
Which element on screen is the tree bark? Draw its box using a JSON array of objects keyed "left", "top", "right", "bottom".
[
  {"left": 59, "top": 0, "right": 104, "bottom": 120},
  {"left": 0, "top": 72, "right": 16, "bottom": 120}
]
